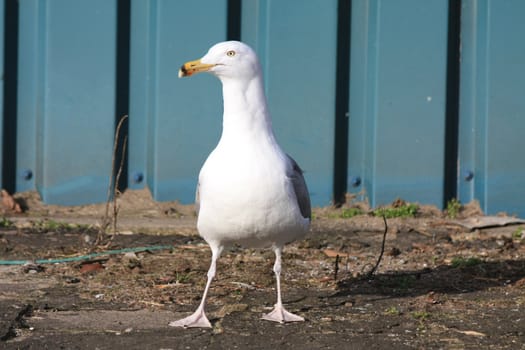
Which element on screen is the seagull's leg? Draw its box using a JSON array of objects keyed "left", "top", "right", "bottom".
[
  {"left": 262, "top": 246, "right": 304, "bottom": 323},
  {"left": 169, "top": 244, "right": 223, "bottom": 328}
]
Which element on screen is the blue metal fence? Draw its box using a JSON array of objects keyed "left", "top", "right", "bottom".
[
  {"left": 241, "top": 0, "right": 339, "bottom": 206},
  {"left": 16, "top": 0, "right": 117, "bottom": 205},
  {"left": 0, "top": 0, "right": 3, "bottom": 189},
  {"left": 348, "top": 0, "right": 449, "bottom": 207},
  {"left": 1, "top": 0, "right": 524, "bottom": 216},
  {"left": 458, "top": 0, "right": 525, "bottom": 216},
  {"left": 128, "top": 0, "right": 227, "bottom": 202}
]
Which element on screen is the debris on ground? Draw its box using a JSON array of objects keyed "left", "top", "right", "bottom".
[{"left": 0, "top": 190, "right": 524, "bottom": 349}]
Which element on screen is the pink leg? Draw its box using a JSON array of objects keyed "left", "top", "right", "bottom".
[
  {"left": 262, "top": 246, "right": 304, "bottom": 323},
  {"left": 169, "top": 245, "right": 223, "bottom": 328}
]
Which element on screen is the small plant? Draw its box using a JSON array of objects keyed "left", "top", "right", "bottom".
[
  {"left": 373, "top": 203, "right": 418, "bottom": 218},
  {"left": 450, "top": 256, "right": 482, "bottom": 268},
  {"left": 412, "top": 311, "right": 431, "bottom": 332},
  {"left": 385, "top": 306, "right": 401, "bottom": 316},
  {"left": 0, "top": 217, "right": 13, "bottom": 228},
  {"left": 43, "top": 220, "right": 61, "bottom": 230},
  {"left": 412, "top": 311, "right": 430, "bottom": 320},
  {"left": 431, "top": 255, "right": 441, "bottom": 265},
  {"left": 394, "top": 275, "right": 416, "bottom": 290},
  {"left": 512, "top": 227, "right": 523, "bottom": 240},
  {"left": 340, "top": 207, "right": 363, "bottom": 218},
  {"left": 446, "top": 198, "right": 462, "bottom": 219},
  {"left": 175, "top": 272, "right": 191, "bottom": 284},
  {"left": 380, "top": 275, "right": 416, "bottom": 292}
]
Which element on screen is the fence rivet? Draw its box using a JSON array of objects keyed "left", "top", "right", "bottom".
[
  {"left": 464, "top": 170, "right": 474, "bottom": 181},
  {"left": 132, "top": 172, "right": 144, "bottom": 184},
  {"left": 350, "top": 176, "right": 361, "bottom": 187},
  {"left": 21, "top": 169, "right": 33, "bottom": 181}
]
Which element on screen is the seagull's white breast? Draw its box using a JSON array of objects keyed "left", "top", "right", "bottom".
[{"left": 196, "top": 137, "right": 308, "bottom": 248}]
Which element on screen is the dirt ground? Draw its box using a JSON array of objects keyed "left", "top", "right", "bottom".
[{"left": 1, "top": 189, "right": 524, "bottom": 349}]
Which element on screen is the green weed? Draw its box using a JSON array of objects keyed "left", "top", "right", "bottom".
[
  {"left": 0, "top": 217, "right": 14, "bottom": 228},
  {"left": 446, "top": 198, "right": 462, "bottom": 219},
  {"left": 380, "top": 275, "right": 416, "bottom": 292},
  {"left": 412, "top": 310, "right": 431, "bottom": 333},
  {"left": 385, "top": 306, "right": 401, "bottom": 316},
  {"left": 373, "top": 203, "right": 418, "bottom": 218},
  {"left": 339, "top": 207, "right": 363, "bottom": 218},
  {"left": 450, "top": 256, "right": 482, "bottom": 268},
  {"left": 394, "top": 275, "right": 416, "bottom": 290},
  {"left": 412, "top": 311, "right": 430, "bottom": 320},
  {"left": 512, "top": 227, "right": 523, "bottom": 240},
  {"left": 175, "top": 272, "right": 191, "bottom": 284}
]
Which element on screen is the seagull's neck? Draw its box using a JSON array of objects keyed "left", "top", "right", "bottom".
[{"left": 219, "top": 76, "right": 276, "bottom": 143}]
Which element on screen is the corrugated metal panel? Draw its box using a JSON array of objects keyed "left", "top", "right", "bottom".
[
  {"left": 242, "top": 0, "right": 338, "bottom": 206},
  {"left": 0, "top": 0, "right": 4, "bottom": 188},
  {"left": 16, "top": 0, "right": 117, "bottom": 205},
  {"left": 0, "top": 0, "right": 523, "bottom": 215},
  {"left": 16, "top": 0, "right": 39, "bottom": 193},
  {"left": 347, "top": 0, "right": 450, "bottom": 208},
  {"left": 458, "top": 0, "right": 525, "bottom": 217},
  {"left": 128, "top": 0, "right": 227, "bottom": 202}
]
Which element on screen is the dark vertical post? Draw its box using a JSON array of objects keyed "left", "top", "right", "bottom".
[
  {"left": 2, "top": 0, "right": 19, "bottom": 192},
  {"left": 115, "top": 0, "right": 131, "bottom": 191},
  {"left": 227, "top": 0, "right": 242, "bottom": 41},
  {"left": 333, "top": 0, "right": 351, "bottom": 206},
  {"left": 443, "top": 0, "right": 462, "bottom": 207}
]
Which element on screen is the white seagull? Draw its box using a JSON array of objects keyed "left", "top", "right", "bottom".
[{"left": 169, "top": 41, "right": 311, "bottom": 328}]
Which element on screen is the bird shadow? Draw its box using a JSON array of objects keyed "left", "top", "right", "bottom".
[{"left": 331, "top": 258, "right": 525, "bottom": 299}]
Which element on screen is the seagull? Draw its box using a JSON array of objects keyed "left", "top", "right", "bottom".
[{"left": 169, "top": 41, "right": 311, "bottom": 328}]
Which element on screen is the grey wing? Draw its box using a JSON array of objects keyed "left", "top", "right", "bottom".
[{"left": 286, "top": 154, "right": 311, "bottom": 220}]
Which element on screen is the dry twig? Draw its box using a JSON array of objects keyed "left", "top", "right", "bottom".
[
  {"left": 112, "top": 134, "right": 128, "bottom": 234},
  {"left": 96, "top": 115, "right": 129, "bottom": 246},
  {"left": 366, "top": 215, "right": 388, "bottom": 278}
]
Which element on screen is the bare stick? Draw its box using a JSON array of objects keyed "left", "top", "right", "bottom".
[
  {"left": 99, "top": 115, "right": 129, "bottom": 243},
  {"left": 334, "top": 254, "right": 340, "bottom": 281},
  {"left": 113, "top": 134, "right": 128, "bottom": 235},
  {"left": 366, "top": 215, "right": 388, "bottom": 278}
]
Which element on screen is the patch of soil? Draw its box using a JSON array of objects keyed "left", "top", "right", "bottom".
[{"left": 0, "top": 190, "right": 524, "bottom": 349}]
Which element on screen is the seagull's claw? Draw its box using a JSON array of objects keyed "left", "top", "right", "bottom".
[
  {"left": 169, "top": 308, "right": 212, "bottom": 328},
  {"left": 262, "top": 304, "right": 304, "bottom": 323}
]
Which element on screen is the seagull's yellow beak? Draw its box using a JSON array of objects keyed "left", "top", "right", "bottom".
[{"left": 178, "top": 59, "right": 215, "bottom": 78}]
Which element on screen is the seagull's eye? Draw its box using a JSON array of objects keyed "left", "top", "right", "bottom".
[{"left": 226, "top": 50, "right": 236, "bottom": 57}]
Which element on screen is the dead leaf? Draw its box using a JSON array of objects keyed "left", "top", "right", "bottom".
[
  {"left": 154, "top": 284, "right": 176, "bottom": 289},
  {"left": 1, "top": 189, "right": 23, "bottom": 213},
  {"left": 323, "top": 249, "right": 349, "bottom": 258},
  {"left": 455, "top": 330, "right": 486, "bottom": 337},
  {"left": 178, "top": 244, "right": 207, "bottom": 250},
  {"left": 425, "top": 291, "right": 440, "bottom": 304},
  {"left": 80, "top": 262, "right": 104, "bottom": 274},
  {"left": 514, "top": 277, "right": 525, "bottom": 287},
  {"left": 139, "top": 300, "right": 164, "bottom": 307}
]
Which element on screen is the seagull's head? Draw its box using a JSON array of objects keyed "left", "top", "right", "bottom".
[{"left": 179, "top": 41, "right": 261, "bottom": 81}]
